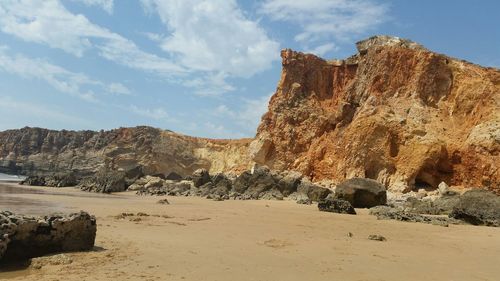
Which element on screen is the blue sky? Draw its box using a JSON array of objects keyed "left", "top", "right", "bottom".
[{"left": 0, "top": 0, "right": 498, "bottom": 138}]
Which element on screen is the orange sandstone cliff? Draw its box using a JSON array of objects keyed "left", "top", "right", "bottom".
[{"left": 250, "top": 36, "right": 499, "bottom": 192}]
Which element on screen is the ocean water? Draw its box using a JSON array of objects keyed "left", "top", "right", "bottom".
[{"left": 0, "top": 172, "right": 25, "bottom": 182}]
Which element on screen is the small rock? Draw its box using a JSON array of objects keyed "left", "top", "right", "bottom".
[
  {"left": 347, "top": 232, "right": 353, "bottom": 238},
  {"left": 157, "top": 199, "right": 170, "bottom": 205},
  {"left": 368, "top": 234, "right": 386, "bottom": 241}
]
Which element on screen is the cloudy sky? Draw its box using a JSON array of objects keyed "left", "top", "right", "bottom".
[{"left": 0, "top": 0, "right": 498, "bottom": 138}]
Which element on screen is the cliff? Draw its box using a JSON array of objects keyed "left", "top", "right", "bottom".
[
  {"left": 250, "top": 36, "right": 499, "bottom": 192},
  {"left": 0, "top": 126, "right": 251, "bottom": 177}
]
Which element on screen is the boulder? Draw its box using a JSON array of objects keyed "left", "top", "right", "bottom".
[
  {"left": 232, "top": 168, "right": 278, "bottom": 199},
  {"left": 277, "top": 171, "right": 302, "bottom": 196},
  {"left": 318, "top": 199, "right": 356, "bottom": 215},
  {"left": 79, "top": 170, "right": 127, "bottom": 193},
  {"left": 297, "top": 179, "right": 331, "bottom": 202},
  {"left": 449, "top": 189, "right": 500, "bottom": 226},
  {"left": 0, "top": 211, "right": 96, "bottom": 261},
  {"left": 192, "top": 169, "right": 211, "bottom": 188},
  {"left": 335, "top": 178, "right": 387, "bottom": 208},
  {"left": 259, "top": 188, "right": 284, "bottom": 200},
  {"left": 165, "top": 172, "right": 183, "bottom": 181},
  {"left": 20, "top": 175, "right": 46, "bottom": 186}
]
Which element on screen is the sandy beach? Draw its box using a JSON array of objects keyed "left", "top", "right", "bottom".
[{"left": 0, "top": 183, "right": 499, "bottom": 281}]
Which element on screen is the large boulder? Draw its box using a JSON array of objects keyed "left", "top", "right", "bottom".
[
  {"left": 191, "top": 169, "right": 211, "bottom": 188},
  {"left": 449, "top": 190, "right": 500, "bottom": 226},
  {"left": 20, "top": 175, "right": 46, "bottom": 186},
  {"left": 297, "top": 179, "right": 331, "bottom": 202},
  {"left": 318, "top": 199, "right": 356, "bottom": 214},
  {"left": 277, "top": 171, "right": 302, "bottom": 196},
  {"left": 0, "top": 211, "right": 96, "bottom": 261},
  {"left": 335, "top": 178, "right": 387, "bottom": 208},
  {"left": 165, "top": 172, "right": 183, "bottom": 181}
]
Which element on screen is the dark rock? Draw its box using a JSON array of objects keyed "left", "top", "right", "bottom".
[
  {"left": 297, "top": 180, "right": 331, "bottom": 202},
  {"left": 157, "top": 199, "right": 170, "bottom": 205},
  {"left": 258, "top": 188, "right": 284, "bottom": 200},
  {"left": 165, "top": 172, "right": 183, "bottom": 181},
  {"left": 404, "top": 196, "right": 459, "bottom": 215},
  {"left": 20, "top": 175, "right": 46, "bottom": 186},
  {"left": 370, "top": 206, "right": 459, "bottom": 226},
  {"left": 0, "top": 211, "right": 96, "bottom": 261},
  {"left": 192, "top": 169, "right": 211, "bottom": 188},
  {"left": 335, "top": 178, "right": 387, "bottom": 208},
  {"left": 232, "top": 171, "right": 252, "bottom": 193},
  {"left": 367, "top": 234, "right": 386, "bottom": 241},
  {"left": 318, "top": 199, "right": 356, "bottom": 214},
  {"left": 232, "top": 167, "right": 278, "bottom": 199},
  {"left": 449, "top": 189, "right": 500, "bottom": 226},
  {"left": 78, "top": 170, "right": 127, "bottom": 193},
  {"left": 277, "top": 171, "right": 302, "bottom": 196}
]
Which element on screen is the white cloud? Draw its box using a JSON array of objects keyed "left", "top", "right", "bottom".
[
  {"left": 0, "top": 46, "right": 130, "bottom": 102},
  {"left": 259, "top": 0, "right": 388, "bottom": 54},
  {"left": 71, "top": 0, "right": 114, "bottom": 14},
  {"left": 140, "top": 0, "right": 281, "bottom": 94},
  {"left": 213, "top": 93, "right": 272, "bottom": 133},
  {"left": 129, "top": 105, "right": 170, "bottom": 121},
  {"left": 0, "top": 0, "right": 184, "bottom": 75},
  {"left": 107, "top": 82, "right": 131, "bottom": 95}
]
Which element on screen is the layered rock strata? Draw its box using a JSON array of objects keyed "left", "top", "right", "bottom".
[{"left": 0, "top": 126, "right": 251, "bottom": 178}]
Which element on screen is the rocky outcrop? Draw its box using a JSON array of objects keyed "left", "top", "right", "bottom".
[
  {"left": 369, "top": 206, "right": 460, "bottom": 226},
  {"left": 251, "top": 35, "right": 500, "bottom": 193},
  {"left": 0, "top": 211, "right": 96, "bottom": 261},
  {"left": 0, "top": 126, "right": 251, "bottom": 180},
  {"left": 449, "top": 189, "right": 500, "bottom": 226},
  {"left": 318, "top": 198, "right": 356, "bottom": 214},
  {"left": 135, "top": 167, "right": 331, "bottom": 202},
  {"left": 335, "top": 178, "right": 387, "bottom": 208}
]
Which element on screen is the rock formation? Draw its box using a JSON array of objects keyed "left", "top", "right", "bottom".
[
  {"left": 251, "top": 35, "right": 499, "bottom": 193},
  {"left": 0, "top": 126, "right": 251, "bottom": 178},
  {"left": 0, "top": 211, "right": 96, "bottom": 261},
  {"left": 1, "top": 35, "right": 498, "bottom": 194}
]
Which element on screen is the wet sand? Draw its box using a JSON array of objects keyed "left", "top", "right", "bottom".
[{"left": 0, "top": 183, "right": 499, "bottom": 281}]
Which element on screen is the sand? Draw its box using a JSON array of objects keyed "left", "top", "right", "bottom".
[{"left": 0, "top": 184, "right": 499, "bottom": 281}]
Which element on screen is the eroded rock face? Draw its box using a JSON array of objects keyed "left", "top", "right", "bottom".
[
  {"left": 252, "top": 35, "right": 500, "bottom": 193},
  {"left": 0, "top": 211, "right": 96, "bottom": 261},
  {"left": 0, "top": 126, "right": 251, "bottom": 180}
]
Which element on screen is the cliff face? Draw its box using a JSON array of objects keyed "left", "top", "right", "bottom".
[
  {"left": 0, "top": 126, "right": 251, "bottom": 177},
  {"left": 251, "top": 36, "right": 499, "bottom": 192}
]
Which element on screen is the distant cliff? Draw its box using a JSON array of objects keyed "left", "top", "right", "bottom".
[
  {"left": 0, "top": 126, "right": 251, "bottom": 177},
  {"left": 250, "top": 36, "right": 499, "bottom": 192}
]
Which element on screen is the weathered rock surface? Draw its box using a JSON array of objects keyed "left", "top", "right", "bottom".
[
  {"left": 251, "top": 35, "right": 500, "bottom": 193},
  {"left": 78, "top": 170, "right": 128, "bottom": 193},
  {"left": 135, "top": 167, "right": 331, "bottom": 202},
  {"left": 0, "top": 211, "right": 96, "bottom": 261},
  {"left": 449, "top": 189, "right": 500, "bottom": 226},
  {"left": 369, "top": 206, "right": 459, "bottom": 226},
  {"left": 0, "top": 126, "right": 251, "bottom": 180},
  {"left": 335, "top": 178, "right": 387, "bottom": 208},
  {"left": 318, "top": 198, "right": 356, "bottom": 214}
]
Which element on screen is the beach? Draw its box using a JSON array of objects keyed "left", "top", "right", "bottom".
[{"left": 0, "top": 183, "right": 499, "bottom": 281}]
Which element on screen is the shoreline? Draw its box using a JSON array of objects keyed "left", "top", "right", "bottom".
[{"left": 1, "top": 183, "right": 499, "bottom": 280}]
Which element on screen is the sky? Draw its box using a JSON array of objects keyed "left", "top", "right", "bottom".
[{"left": 0, "top": 0, "right": 498, "bottom": 138}]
